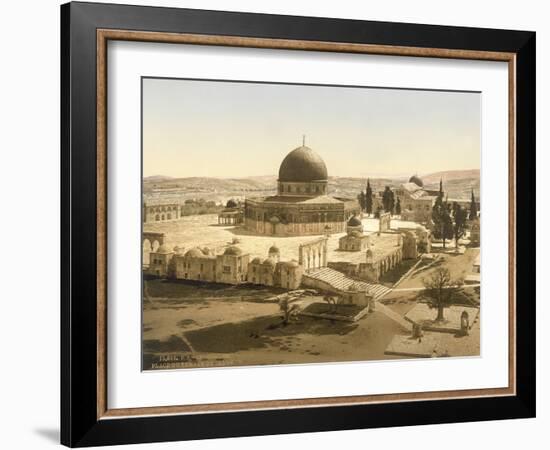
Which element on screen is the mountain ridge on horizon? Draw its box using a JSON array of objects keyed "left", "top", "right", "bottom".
[
  {"left": 143, "top": 169, "right": 480, "bottom": 202},
  {"left": 143, "top": 169, "right": 480, "bottom": 183}
]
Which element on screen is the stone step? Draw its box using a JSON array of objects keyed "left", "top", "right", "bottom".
[{"left": 305, "top": 267, "right": 391, "bottom": 300}]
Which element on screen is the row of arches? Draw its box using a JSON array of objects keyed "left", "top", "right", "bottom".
[
  {"left": 378, "top": 250, "right": 402, "bottom": 275},
  {"left": 142, "top": 233, "right": 165, "bottom": 267},
  {"left": 154, "top": 213, "right": 173, "bottom": 221},
  {"left": 299, "top": 238, "right": 328, "bottom": 272},
  {"left": 148, "top": 205, "right": 178, "bottom": 214}
]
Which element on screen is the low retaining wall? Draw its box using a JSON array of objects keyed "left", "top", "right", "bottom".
[{"left": 299, "top": 304, "right": 370, "bottom": 323}]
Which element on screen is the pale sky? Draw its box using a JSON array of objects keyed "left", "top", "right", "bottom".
[{"left": 142, "top": 77, "right": 480, "bottom": 178}]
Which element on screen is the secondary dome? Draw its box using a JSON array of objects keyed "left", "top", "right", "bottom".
[
  {"left": 156, "top": 244, "right": 171, "bottom": 253},
  {"left": 185, "top": 247, "right": 204, "bottom": 258},
  {"left": 268, "top": 244, "right": 280, "bottom": 254},
  {"left": 409, "top": 175, "right": 424, "bottom": 187},
  {"left": 278, "top": 146, "right": 328, "bottom": 182},
  {"left": 347, "top": 215, "right": 362, "bottom": 227},
  {"left": 224, "top": 245, "right": 242, "bottom": 256},
  {"left": 282, "top": 260, "right": 299, "bottom": 268}
]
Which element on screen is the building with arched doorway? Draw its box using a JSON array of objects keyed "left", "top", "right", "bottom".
[
  {"left": 244, "top": 143, "right": 360, "bottom": 236},
  {"left": 143, "top": 202, "right": 182, "bottom": 223},
  {"left": 218, "top": 199, "right": 244, "bottom": 225}
]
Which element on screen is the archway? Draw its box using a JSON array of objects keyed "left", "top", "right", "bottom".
[{"left": 143, "top": 239, "right": 152, "bottom": 267}]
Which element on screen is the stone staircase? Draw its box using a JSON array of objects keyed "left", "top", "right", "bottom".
[
  {"left": 303, "top": 267, "right": 391, "bottom": 300},
  {"left": 302, "top": 267, "right": 411, "bottom": 331}
]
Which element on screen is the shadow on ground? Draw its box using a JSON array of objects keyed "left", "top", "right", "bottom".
[
  {"left": 143, "top": 334, "right": 191, "bottom": 353},
  {"left": 186, "top": 314, "right": 358, "bottom": 353}
]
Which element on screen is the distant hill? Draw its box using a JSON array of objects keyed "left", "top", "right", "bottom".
[
  {"left": 144, "top": 175, "right": 174, "bottom": 182},
  {"left": 422, "top": 169, "right": 480, "bottom": 185},
  {"left": 421, "top": 170, "right": 480, "bottom": 200},
  {"left": 143, "top": 169, "right": 480, "bottom": 204},
  {"left": 144, "top": 176, "right": 276, "bottom": 192}
]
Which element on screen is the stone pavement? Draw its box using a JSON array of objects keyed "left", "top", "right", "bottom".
[
  {"left": 405, "top": 304, "right": 480, "bottom": 333},
  {"left": 385, "top": 319, "right": 480, "bottom": 358}
]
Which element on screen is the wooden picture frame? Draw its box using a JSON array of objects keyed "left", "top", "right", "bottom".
[{"left": 61, "top": 1, "right": 535, "bottom": 447}]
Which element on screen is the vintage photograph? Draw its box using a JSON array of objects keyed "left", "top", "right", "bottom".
[{"left": 141, "top": 77, "right": 481, "bottom": 371}]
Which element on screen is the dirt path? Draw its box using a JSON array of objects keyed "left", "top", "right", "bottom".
[
  {"left": 392, "top": 284, "right": 479, "bottom": 292},
  {"left": 374, "top": 300, "right": 412, "bottom": 332}
]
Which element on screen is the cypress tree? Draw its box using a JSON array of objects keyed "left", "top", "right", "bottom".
[
  {"left": 431, "top": 189, "right": 453, "bottom": 248},
  {"left": 365, "top": 179, "right": 373, "bottom": 216},
  {"left": 396, "top": 198, "right": 401, "bottom": 215},
  {"left": 469, "top": 189, "right": 478, "bottom": 220},
  {"left": 358, "top": 191, "right": 366, "bottom": 211},
  {"left": 382, "top": 186, "right": 392, "bottom": 212},
  {"left": 389, "top": 190, "right": 395, "bottom": 215}
]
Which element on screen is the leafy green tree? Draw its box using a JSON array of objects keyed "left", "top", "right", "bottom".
[
  {"left": 382, "top": 186, "right": 393, "bottom": 213},
  {"left": 469, "top": 189, "right": 478, "bottom": 220},
  {"left": 358, "top": 190, "right": 366, "bottom": 211},
  {"left": 441, "top": 210, "right": 453, "bottom": 249},
  {"left": 365, "top": 179, "right": 373, "bottom": 215},
  {"left": 389, "top": 190, "right": 395, "bottom": 215},
  {"left": 432, "top": 192, "right": 453, "bottom": 248},
  {"left": 453, "top": 204, "right": 468, "bottom": 248}
]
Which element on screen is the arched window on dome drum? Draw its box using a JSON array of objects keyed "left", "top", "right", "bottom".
[{"left": 155, "top": 214, "right": 159, "bottom": 221}]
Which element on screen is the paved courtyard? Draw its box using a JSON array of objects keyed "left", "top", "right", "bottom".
[
  {"left": 142, "top": 214, "right": 481, "bottom": 369},
  {"left": 144, "top": 214, "right": 417, "bottom": 263}
]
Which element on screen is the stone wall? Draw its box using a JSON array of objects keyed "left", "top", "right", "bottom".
[{"left": 379, "top": 212, "right": 391, "bottom": 232}]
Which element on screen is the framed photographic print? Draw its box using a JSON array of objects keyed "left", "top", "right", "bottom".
[{"left": 61, "top": 1, "right": 536, "bottom": 447}]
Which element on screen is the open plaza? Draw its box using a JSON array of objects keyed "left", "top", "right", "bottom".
[{"left": 142, "top": 144, "right": 481, "bottom": 369}]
